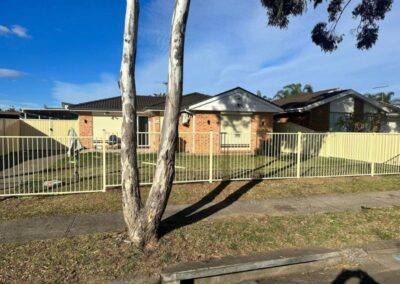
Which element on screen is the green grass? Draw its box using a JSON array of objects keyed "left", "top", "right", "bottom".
[
  {"left": 1, "top": 175, "right": 399, "bottom": 220},
  {"left": 1, "top": 207, "right": 399, "bottom": 283}
]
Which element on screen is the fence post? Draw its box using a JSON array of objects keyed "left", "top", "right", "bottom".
[
  {"left": 370, "top": 133, "right": 375, "bottom": 177},
  {"left": 296, "top": 132, "right": 302, "bottom": 178},
  {"left": 102, "top": 133, "right": 107, "bottom": 191},
  {"left": 209, "top": 131, "right": 213, "bottom": 183}
]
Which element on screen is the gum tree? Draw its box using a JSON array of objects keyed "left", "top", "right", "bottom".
[
  {"left": 119, "top": 0, "right": 392, "bottom": 249},
  {"left": 120, "top": 0, "right": 190, "bottom": 249}
]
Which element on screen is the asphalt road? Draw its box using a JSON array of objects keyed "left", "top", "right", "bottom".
[{"left": 258, "top": 268, "right": 400, "bottom": 284}]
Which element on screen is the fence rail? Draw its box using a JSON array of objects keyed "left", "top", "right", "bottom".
[{"left": 1, "top": 132, "right": 399, "bottom": 197}]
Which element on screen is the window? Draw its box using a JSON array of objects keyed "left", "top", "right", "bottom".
[
  {"left": 329, "top": 113, "right": 350, "bottom": 131},
  {"left": 220, "top": 114, "right": 251, "bottom": 149},
  {"left": 330, "top": 112, "right": 376, "bottom": 132},
  {"left": 137, "top": 116, "right": 149, "bottom": 147}
]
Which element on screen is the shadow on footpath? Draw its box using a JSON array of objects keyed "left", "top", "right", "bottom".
[{"left": 331, "top": 269, "right": 379, "bottom": 284}]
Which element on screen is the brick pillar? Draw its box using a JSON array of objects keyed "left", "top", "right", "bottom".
[
  {"left": 194, "top": 113, "right": 220, "bottom": 155},
  {"left": 251, "top": 113, "right": 274, "bottom": 154},
  {"left": 78, "top": 113, "right": 93, "bottom": 149}
]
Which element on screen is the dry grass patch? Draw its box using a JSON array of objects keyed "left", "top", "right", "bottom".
[
  {"left": 1, "top": 207, "right": 400, "bottom": 283},
  {"left": 1, "top": 175, "right": 399, "bottom": 220}
]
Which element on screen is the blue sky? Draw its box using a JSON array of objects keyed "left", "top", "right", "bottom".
[{"left": 0, "top": 0, "right": 399, "bottom": 109}]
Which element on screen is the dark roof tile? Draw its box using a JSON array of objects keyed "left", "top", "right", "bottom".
[
  {"left": 145, "top": 93, "right": 210, "bottom": 110},
  {"left": 273, "top": 89, "right": 349, "bottom": 109},
  {"left": 69, "top": 93, "right": 210, "bottom": 112}
]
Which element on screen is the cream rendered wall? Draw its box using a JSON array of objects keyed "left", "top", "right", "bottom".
[
  {"left": 20, "top": 119, "right": 78, "bottom": 137},
  {"left": 93, "top": 114, "right": 151, "bottom": 138},
  {"left": 93, "top": 115, "right": 122, "bottom": 138}
]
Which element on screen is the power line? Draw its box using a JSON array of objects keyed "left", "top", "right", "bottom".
[{"left": 372, "top": 85, "right": 389, "bottom": 89}]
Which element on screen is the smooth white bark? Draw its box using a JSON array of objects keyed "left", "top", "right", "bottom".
[
  {"left": 120, "top": 0, "right": 143, "bottom": 244},
  {"left": 119, "top": 0, "right": 191, "bottom": 248}
]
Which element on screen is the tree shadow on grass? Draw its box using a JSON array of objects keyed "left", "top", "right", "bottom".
[
  {"left": 159, "top": 179, "right": 262, "bottom": 237},
  {"left": 159, "top": 161, "right": 300, "bottom": 238}
]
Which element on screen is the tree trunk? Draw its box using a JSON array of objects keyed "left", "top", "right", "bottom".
[
  {"left": 141, "top": 0, "right": 191, "bottom": 247},
  {"left": 119, "top": 0, "right": 191, "bottom": 249},
  {"left": 119, "top": 0, "right": 143, "bottom": 246}
]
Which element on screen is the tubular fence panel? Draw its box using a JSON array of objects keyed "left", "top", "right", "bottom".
[
  {"left": 0, "top": 136, "right": 104, "bottom": 196},
  {"left": 1, "top": 132, "right": 399, "bottom": 197},
  {"left": 103, "top": 131, "right": 400, "bottom": 189},
  {"left": 104, "top": 132, "right": 212, "bottom": 186}
]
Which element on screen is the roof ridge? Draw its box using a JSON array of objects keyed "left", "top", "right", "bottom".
[
  {"left": 72, "top": 95, "right": 121, "bottom": 107},
  {"left": 71, "top": 94, "right": 164, "bottom": 108},
  {"left": 273, "top": 88, "right": 345, "bottom": 103}
]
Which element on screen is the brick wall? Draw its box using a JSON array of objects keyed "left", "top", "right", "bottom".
[
  {"left": 251, "top": 113, "right": 274, "bottom": 153},
  {"left": 78, "top": 113, "right": 93, "bottom": 148},
  {"left": 149, "top": 112, "right": 276, "bottom": 155},
  {"left": 149, "top": 113, "right": 200, "bottom": 153},
  {"left": 185, "top": 112, "right": 219, "bottom": 155}
]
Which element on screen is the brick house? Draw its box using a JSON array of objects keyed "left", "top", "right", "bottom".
[
  {"left": 273, "top": 89, "right": 399, "bottom": 133},
  {"left": 68, "top": 87, "right": 283, "bottom": 153}
]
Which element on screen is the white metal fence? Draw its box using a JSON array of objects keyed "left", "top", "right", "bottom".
[
  {"left": 0, "top": 136, "right": 104, "bottom": 196},
  {"left": 104, "top": 132, "right": 400, "bottom": 186},
  {"left": 1, "top": 132, "right": 399, "bottom": 197}
]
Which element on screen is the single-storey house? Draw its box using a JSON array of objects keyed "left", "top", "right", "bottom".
[
  {"left": 378, "top": 101, "right": 400, "bottom": 133},
  {"left": 68, "top": 87, "right": 283, "bottom": 153},
  {"left": 274, "top": 89, "right": 400, "bottom": 133}
]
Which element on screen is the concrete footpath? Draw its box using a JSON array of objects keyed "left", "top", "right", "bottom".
[{"left": 1, "top": 190, "right": 400, "bottom": 243}]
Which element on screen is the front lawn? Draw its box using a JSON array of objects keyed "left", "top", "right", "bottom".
[
  {"left": 1, "top": 175, "right": 399, "bottom": 220},
  {"left": 1, "top": 207, "right": 399, "bottom": 283}
]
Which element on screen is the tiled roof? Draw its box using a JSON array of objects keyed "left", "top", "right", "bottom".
[
  {"left": 145, "top": 93, "right": 210, "bottom": 110},
  {"left": 377, "top": 101, "right": 400, "bottom": 113},
  {"left": 69, "top": 93, "right": 209, "bottom": 112},
  {"left": 69, "top": 96, "right": 162, "bottom": 111},
  {"left": 273, "top": 89, "right": 349, "bottom": 110}
]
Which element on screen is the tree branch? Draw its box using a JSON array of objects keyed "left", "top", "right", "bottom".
[{"left": 330, "top": 0, "right": 353, "bottom": 33}]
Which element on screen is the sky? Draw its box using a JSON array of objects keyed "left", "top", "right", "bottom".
[{"left": 0, "top": 0, "right": 399, "bottom": 109}]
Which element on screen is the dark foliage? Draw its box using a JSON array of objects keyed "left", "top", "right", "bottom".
[
  {"left": 352, "top": 0, "right": 392, "bottom": 49},
  {"left": 313, "top": 0, "right": 324, "bottom": 8},
  {"left": 260, "top": 0, "right": 307, "bottom": 28},
  {"left": 328, "top": 0, "right": 344, "bottom": 21},
  {"left": 311, "top": 23, "right": 343, "bottom": 51},
  {"left": 260, "top": 0, "right": 393, "bottom": 52}
]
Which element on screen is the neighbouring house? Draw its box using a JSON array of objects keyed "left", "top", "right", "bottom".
[
  {"left": 274, "top": 89, "right": 400, "bottom": 133},
  {"left": 377, "top": 101, "right": 400, "bottom": 133},
  {"left": 21, "top": 107, "right": 77, "bottom": 120},
  {"left": 68, "top": 87, "right": 283, "bottom": 153},
  {"left": 0, "top": 111, "right": 20, "bottom": 119},
  {"left": 0, "top": 111, "right": 20, "bottom": 136}
]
